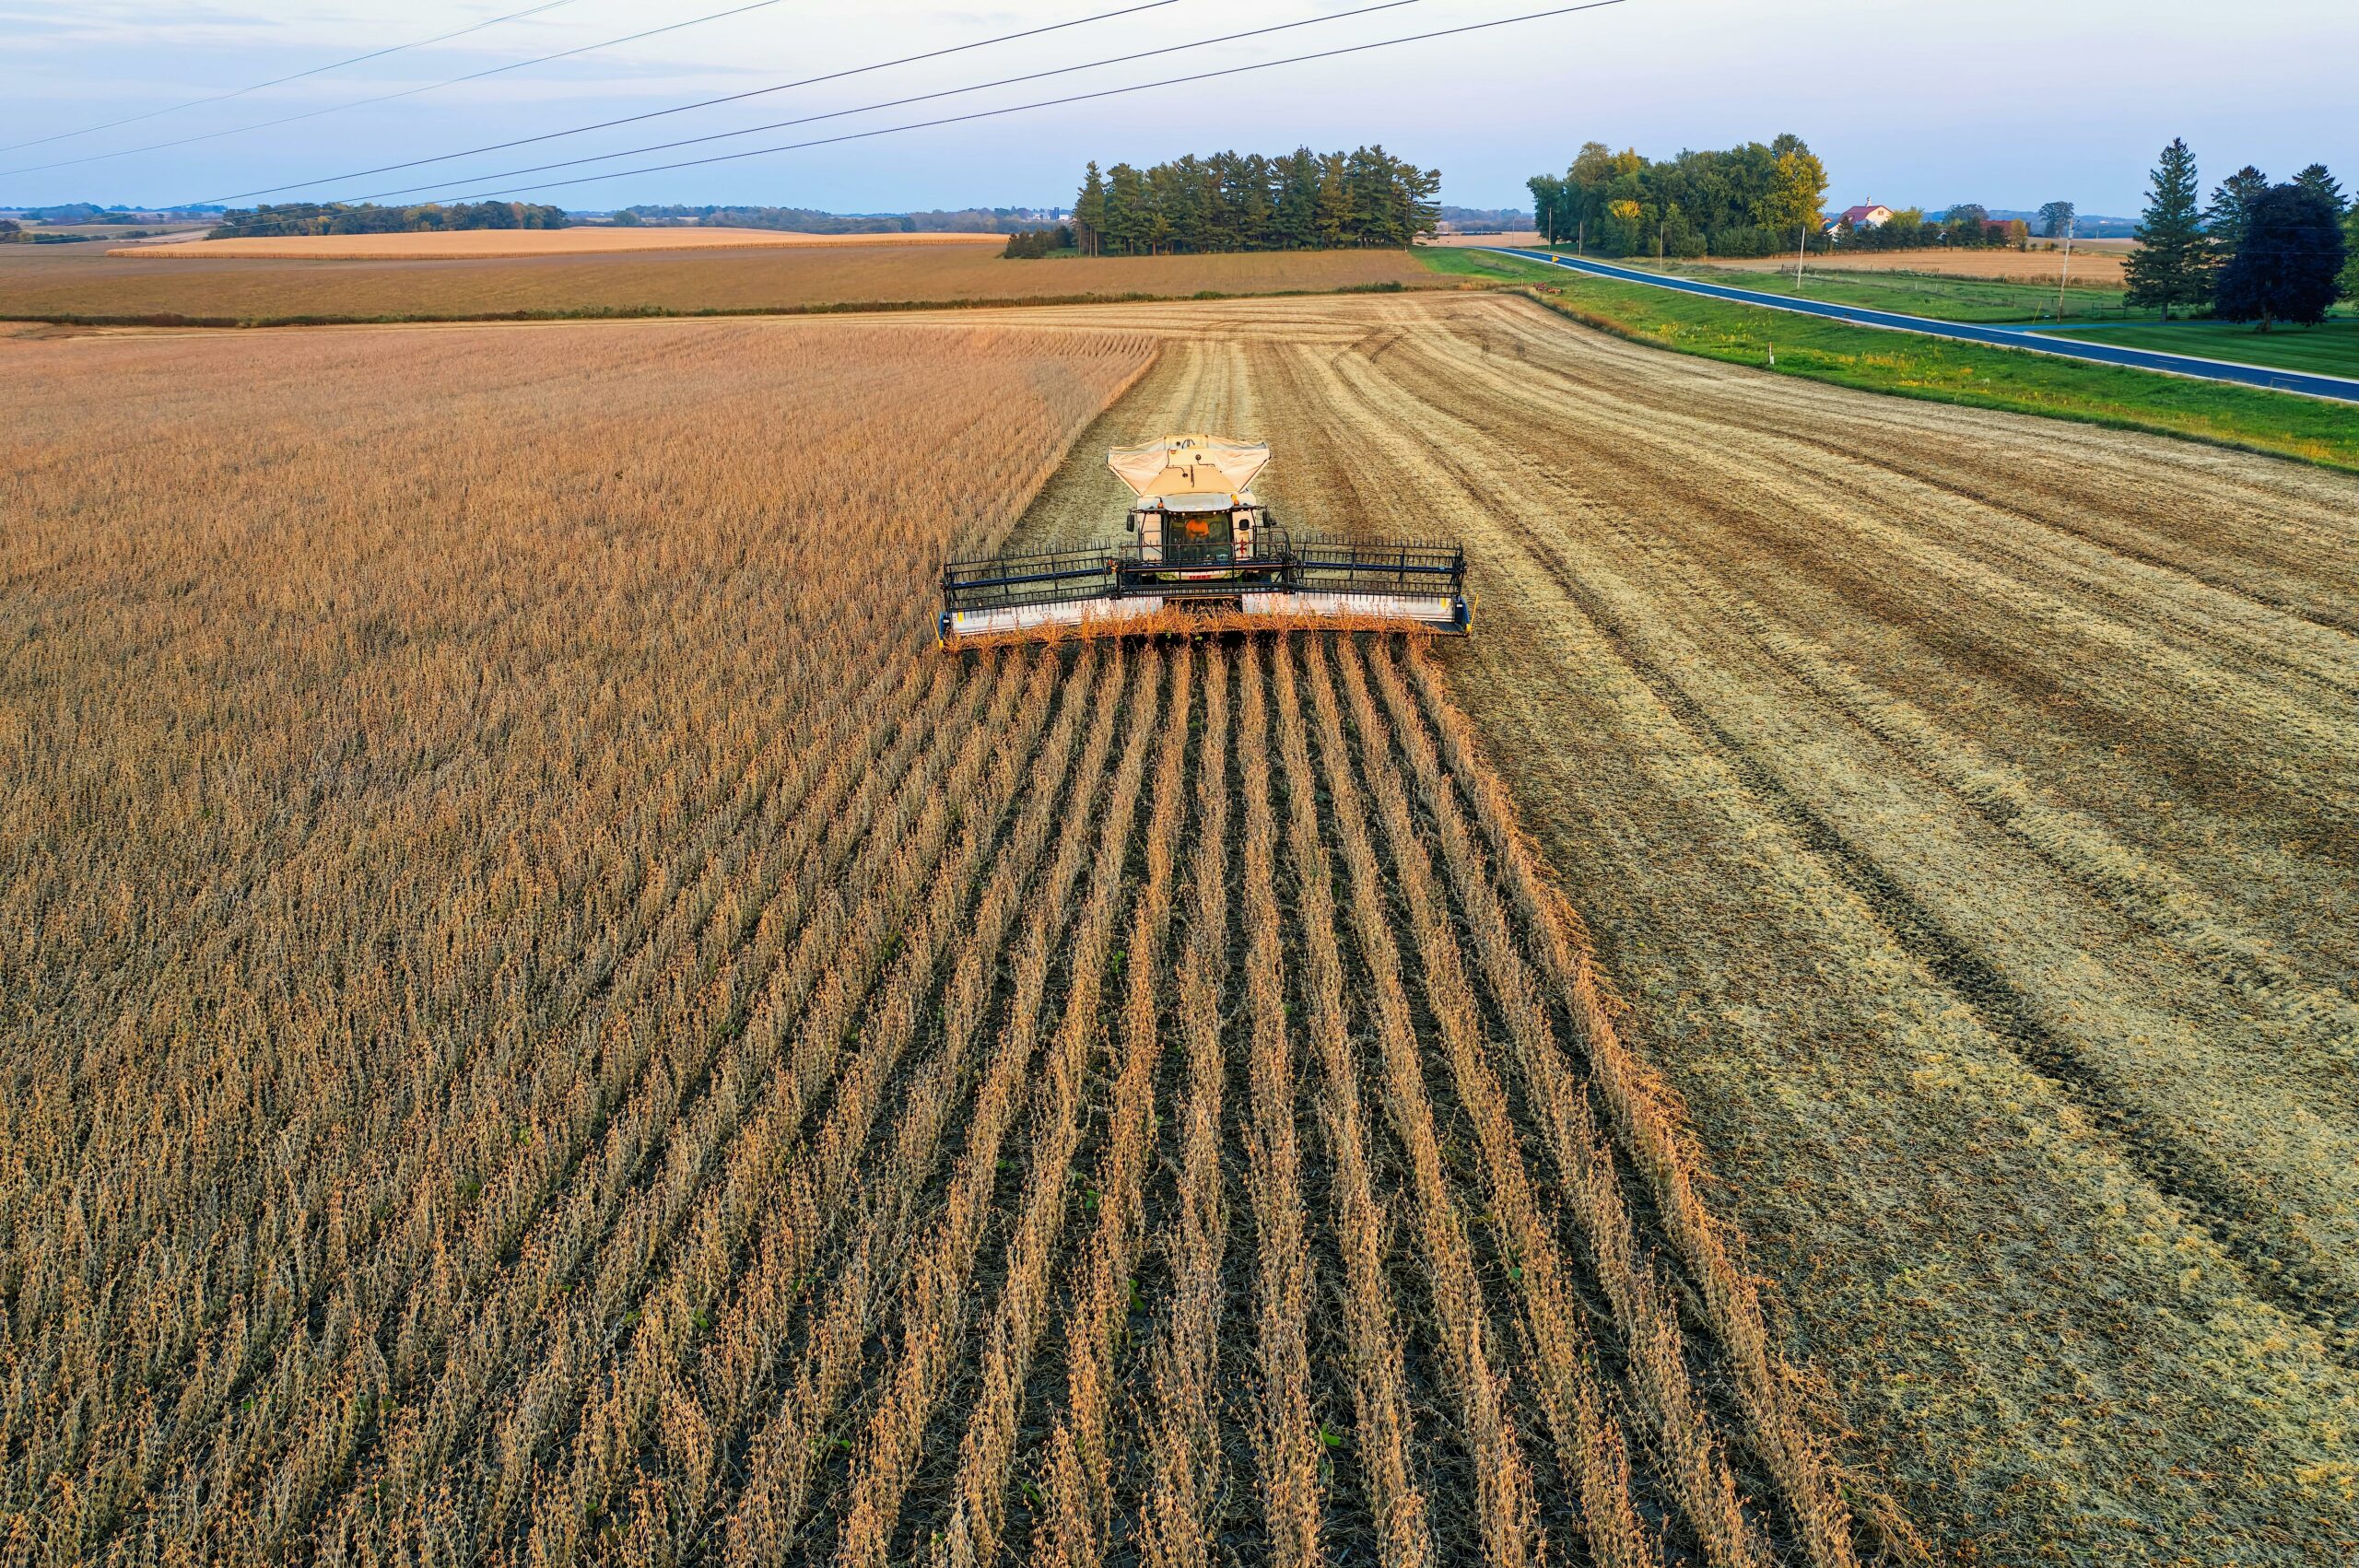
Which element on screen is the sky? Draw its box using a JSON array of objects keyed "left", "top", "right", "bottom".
[{"left": 2, "top": 0, "right": 2353, "bottom": 216}]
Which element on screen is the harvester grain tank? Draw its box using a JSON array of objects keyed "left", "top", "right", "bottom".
[{"left": 939, "top": 434, "right": 1471, "bottom": 644}]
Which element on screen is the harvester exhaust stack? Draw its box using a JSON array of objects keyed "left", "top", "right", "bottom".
[{"left": 940, "top": 434, "right": 1471, "bottom": 645}]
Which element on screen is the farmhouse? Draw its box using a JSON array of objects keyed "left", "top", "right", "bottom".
[{"left": 1824, "top": 203, "right": 1894, "bottom": 233}]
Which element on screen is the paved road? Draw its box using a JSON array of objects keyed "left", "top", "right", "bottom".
[{"left": 1489, "top": 248, "right": 2359, "bottom": 404}]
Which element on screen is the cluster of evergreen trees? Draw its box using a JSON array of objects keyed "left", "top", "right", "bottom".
[
  {"left": 1526, "top": 135, "right": 1828, "bottom": 259},
  {"left": 1002, "top": 226, "right": 1078, "bottom": 259},
  {"left": 2124, "top": 141, "right": 2353, "bottom": 324},
  {"left": 207, "top": 201, "right": 568, "bottom": 239},
  {"left": 1071, "top": 147, "right": 1440, "bottom": 255},
  {"left": 614, "top": 205, "right": 1063, "bottom": 235}
]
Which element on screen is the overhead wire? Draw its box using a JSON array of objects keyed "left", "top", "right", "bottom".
[
  {"left": 0, "top": 0, "right": 592, "bottom": 156},
  {"left": 327, "top": 0, "right": 1428, "bottom": 207},
  {"left": 418, "top": 0, "right": 1633, "bottom": 205},
  {"left": 198, "top": 0, "right": 1186, "bottom": 205},
  {"left": 0, "top": 1, "right": 783, "bottom": 180}
]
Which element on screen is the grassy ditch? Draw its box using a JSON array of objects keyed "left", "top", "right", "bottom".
[
  {"left": 2043, "top": 316, "right": 2359, "bottom": 380},
  {"left": 1418, "top": 247, "right": 2359, "bottom": 473}
]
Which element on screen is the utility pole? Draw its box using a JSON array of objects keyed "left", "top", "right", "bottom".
[
  {"left": 2056, "top": 216, "right": 2074, "bottom": 321},
  {"left": 1577, "top": 216, "right": 1585, "bottom": 256},
  {"left": 1794, "top": 227, "right": 1807, "bottom": 287},
  {"left": 1658, "top": 220, "right": 1666, "bottom": 268}
]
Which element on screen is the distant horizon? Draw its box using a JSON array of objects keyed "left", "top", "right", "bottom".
[
  {"left": 5, "top": 3, "right": 2350, "bottom": 219},
  {"left": 0, "top": 196, "right": 2158, "bottom": 226}
]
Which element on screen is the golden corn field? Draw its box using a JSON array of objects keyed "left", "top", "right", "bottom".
[{"left": 1, "top": 317, "right": 1863, "bottom": 1566}]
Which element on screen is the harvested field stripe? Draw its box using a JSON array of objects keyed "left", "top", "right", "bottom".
[
  {"left": 1361, "top": 640, "right": 1769, "bottom": 1550},
  {"left": 742, "top": 647, "right": 1126, "bottom": 1566},
  {"left": 1260, "top": 639, "right": 1433, "bottom": 1568},
  {"left": 1137, "top": 648, "right": 1232, "bottom": 1568},
  {"left": 516, "top": 644, "right": 1047, "bottom": 1566},
  {"left": 1339, "top": 641, "right": 1732, "bottom": 1567},
  {"left": 630, "top": 648, "right": 1093, "bottom": 1560},
  {"left": 1231, "top": 646, "right": 1324, "bottom": 1568},
  {"left": 1031, "top": 643, "right": 1197, "bottom": 1568},
  {"left": 1295, "top": 641, "right": 1539, "bottom": 1568},
  {"left": 926, "top": 646, "right": 1165, "bottom": 1568},
  {"left": 1401, "top": 647, "right": 1860, "bottom": 1568}
]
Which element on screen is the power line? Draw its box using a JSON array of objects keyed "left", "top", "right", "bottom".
[
  {"left": 419, "top": 1, "right": 1632, "bottom": 206},
  {"left": 335, "top": 0, "right": 1426, "bottom": 207},
  {"left": 0, "top": 1, "right": 781, "bottom": 180},
  {"left": 0, "top": 0, "right": 593, "bottom": 157},
  {"left": 200, "top": 0, "right": 1185, "bottom": 205}
]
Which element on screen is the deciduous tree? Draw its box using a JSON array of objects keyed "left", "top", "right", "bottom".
[
  {"left": 2037, "top": 200, "right": 2076, "bottom": 239},
  {"left": 2214, "top": 182, "right": 2346, "bottom": 328}
]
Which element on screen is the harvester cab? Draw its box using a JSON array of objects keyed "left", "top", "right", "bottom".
[{"left": 939, "top": 434, "right": 1471, "bottom": 646}]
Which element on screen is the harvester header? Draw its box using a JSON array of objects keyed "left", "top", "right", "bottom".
[{"left": 940, "top": 433, "right": 1471, "bottom": 645}]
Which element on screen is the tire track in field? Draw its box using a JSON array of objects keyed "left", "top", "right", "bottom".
[
  {"left": 1505, "top": 528, "right": 2354, "bottom": 1342},
  {"left": 1257, "top": 305, "right": 2359, "bottom": 1343},
  {"left": 1369, "top": 330, "right": 2359, "bottom": 1072}
]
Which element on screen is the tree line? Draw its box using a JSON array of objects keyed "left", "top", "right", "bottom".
[
  {"left": 1071, "top": 147, "right": 1440, "bottom": 256},
  {"left": 614, "top": 205, "right": 1066, "bottom": 235},
  {"left": 207, "top": 201, "right": 568, "bottom": 239},
  {"left": 1526, "top": 135, "right": 1829, "bottom": 259},
  {"left": 1002, "top": 226, "right": 1078, "bottom": 259},
  {"left": 1820, "top": 204, "right": 2030, "bottom": 252},
  {"left": 2124, "top": 141, "right": 2353, "bottom": 324}
]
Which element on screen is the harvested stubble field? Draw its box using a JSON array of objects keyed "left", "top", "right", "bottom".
[
  {"left": 0, "top": 241, "right": 1438, "bottom": 326},
  {"left": 111, "top": 228, "right": 1006, "bottom": 261},
  {"left": 1703, "top": 240, "right": 2134, "bottom": 286},
  {"left": 1, "top": 314, "right": 1861, "bottom": 1567},
  {"left": 990, "top": 290, "right": 2359, "bottom": 1563}
]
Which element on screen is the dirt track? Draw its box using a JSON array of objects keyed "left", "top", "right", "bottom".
[{"left": 1004, "top": 291, "right": 2359, "bottom": 1563}]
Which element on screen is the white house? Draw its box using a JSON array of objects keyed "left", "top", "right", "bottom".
[{"left": 1823, "top": 203, "right": 1895, "bottom": 235}]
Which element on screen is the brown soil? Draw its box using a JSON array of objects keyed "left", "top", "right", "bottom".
[{"left": 995, "top": 289, "right": 2359, "bottom": 1565}]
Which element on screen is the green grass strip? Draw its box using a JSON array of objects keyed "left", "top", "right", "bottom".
[
  {"left": 1418, "top": 248, "right": 2359, "bottom": 474},
  {"left": 2040, "top": 318, "right": 2359, "bottom": 380}
]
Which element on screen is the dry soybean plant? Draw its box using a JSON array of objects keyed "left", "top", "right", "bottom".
[{"left": 0, "top": 318, "right": 1863, "bottom": 1566}]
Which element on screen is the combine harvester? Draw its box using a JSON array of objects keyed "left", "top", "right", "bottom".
[{"left": 940, "top": 434, "right": 1471, "bottom": 646}]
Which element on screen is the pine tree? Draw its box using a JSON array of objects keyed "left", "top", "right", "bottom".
[
  {"left": 2124, "top": 137, "right": 2213, "bottom": 320},
  {"left": 1102, "top": 163, "right": 1144, "bottom": 256},
  {"left": 2206, "top": 164, "right": 2271, "bottom": 254},
  {"left": 1274, "top": 148, "right": 1320, "bottom": 250},
  {"left": 1314, "top": 151, "right": 1353, "bottom": 249},
  {"left": 1074, "top": 162, "right": 1107, "bottom": 256},
  {"left": 2292, "top": 162, "right": 2346, "bottom": 216}
]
